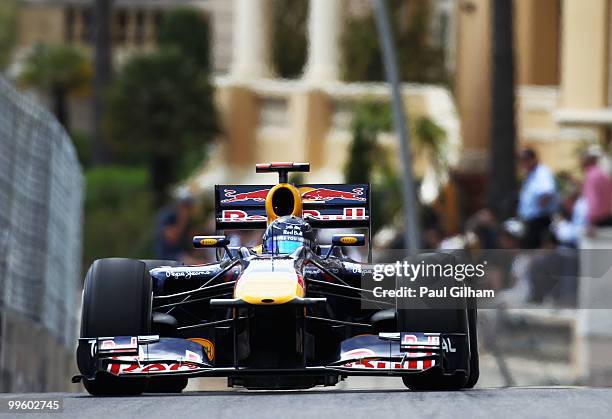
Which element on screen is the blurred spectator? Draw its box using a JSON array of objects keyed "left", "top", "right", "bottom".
[
  {"left": 529, "top": 230, "right": 578, "bottom": 307},
  {"left": 495, "top": 218, "right": 532, "bottom": 306},
  {"left": 422, "top": 226, "right": 443, "bottom": 249},
  {"left": 465, "top": 208, "right": 499, "bottom": 249},
  {"left": 552, "top": 189, "right": 587, "bottom": 248},
  {"left": 517, "top": 147, "right": 558, "bottom": 248},
  {"left": 580, "top": 149, "right": 612, "bottom": 228},
  {"left": 154, "top": 192, "right": 196, "bottom": 261}
]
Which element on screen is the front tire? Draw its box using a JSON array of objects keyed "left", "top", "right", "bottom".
[
  {"left": 80, "top": 258, "right": 152, "bottom": 396},
  {"left": 146, "top": 377, "right": 188, "bottom": 393},
  {"left": 464, "top": 307, "right": 479, "bottom": 388},
  {"left": 396, "top": 253, "right": 475, "bottom": 390}
]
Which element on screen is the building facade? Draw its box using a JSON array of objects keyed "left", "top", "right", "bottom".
[
  {"left": 455, "top": 0, "right": 612, "bottom": 175},
  {"left": 15, "top": 0, "right": 233, "bottom": 72},
  {"left": 193, "top": 0, "right": 462, "bottom": 231},
  {"left": 14, "top": 0, "right": 463, "bottom": 229}
]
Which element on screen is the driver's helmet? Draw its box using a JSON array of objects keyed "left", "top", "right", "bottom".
[{"left": 262, "top": 215, "right": 315, "bottom": 254}]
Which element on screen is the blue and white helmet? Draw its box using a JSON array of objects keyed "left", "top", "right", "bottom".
[{"left": 262, "top": 216, "right": 315, "bottom": 254}]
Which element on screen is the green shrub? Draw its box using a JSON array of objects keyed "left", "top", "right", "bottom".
[
  {"left": 105, "top": 47, "right": 219, "bottom": 206},
  {"left": 0, "top": 0, "right": 16, "bottom": 70},
  {"left": 157, "top": 8, "right": 211, "bottom": 70},
  {"left": 341, "top": 0, "right": 447, "bottom": 84},
  {"left": 344, "top": 100, "right": 398, "bottom": 233},
  {"left": 83, "top": 166, "right": 155, "bottom": 267},
  {"left": 271, "top": 0, "right": 308, "bottom": 78}
]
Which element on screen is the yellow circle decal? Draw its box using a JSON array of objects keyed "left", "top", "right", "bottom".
[
  {"left": 200, "top": 238, "right": 218, "bottom": 246},
  {"left": 339, "top": 236, "right": 358, "bottom": 245}
]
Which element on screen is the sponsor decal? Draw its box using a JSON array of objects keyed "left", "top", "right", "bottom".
[
  {"left": 339, "top": 236, "right": 358, "bottom": 245},
  {"left": 283, "top": 225, "right": 303, "bottom": 236},
  {"left": 341, "top": 359, "right": 436, "bottom": 370},
  {"left": 401, "top": 334, "right": 456, "bottom": 353},
  {"left": 302, "top": 208, "right": 368, "bottom": 221},
  {"left": 442, "top": 338, "right": 456, "bottom": 353},
  {"left": 185, "top": 350, "right": 202, "bottom": 363},
  {"left": 219, "top": 208, "right": 368, "bottom": 223},
  {"left": 220, "top": 210, "right": 267, "bottom": 223},
  {"left": 341, "top": 347, "right": 436, "bottom": 370},
  {"left": 166, "top": 270, "right": 194, "bottom": 279},
  {"left": 221, "top": 189, "right": 270, "bottom": 203},
  {"left": 190, "top": 338, "right": 215, "bottom": 362},
  {"left": 300, "top": 187, "right": 366, "bottom": 202},
  {"left": 99, "top": 337, "right": 137, "bottom": 352},
  {"left": 340, "top": 348, "right": 377, "bottom": 362},
  {"left": 107, "top": 362, "right": 202, "bottom": 375},
  {"left": 164, "top": 269, "right": 213, "bottom": 279},
  {"left": 200, "top": 238, "right": 218, "bottom": 246}
]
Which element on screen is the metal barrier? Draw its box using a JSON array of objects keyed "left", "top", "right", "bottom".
[{"left": 0, "top": 76, "right": 83, "bottom": 348}]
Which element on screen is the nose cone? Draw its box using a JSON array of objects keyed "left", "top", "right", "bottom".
[{"left": 234, "top": 271, "right": 305, "bottom": 305}]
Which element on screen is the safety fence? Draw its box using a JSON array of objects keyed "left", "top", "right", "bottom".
[{"left": 0, "top": 76, "right": 83, "bottom": 349}]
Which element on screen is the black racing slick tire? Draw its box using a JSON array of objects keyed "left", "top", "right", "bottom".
[
  {"left": 146, "top": 377, "right": 188, "bottom": 394},
  {"left": 396, "top": 253, "right": 476, "bottom": 391},
  {"left": 80, "top": 258, "right": 152, "bottom": 396},
  {"left": 139, "top": 259, "right": 190, "bottom": 393},
  {"left": 464, "top": 307, "right": 480, "bottom": 388}
]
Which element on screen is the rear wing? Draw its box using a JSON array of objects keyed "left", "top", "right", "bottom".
[{"left": 214, "top": 184, "right": 370, "bottom": 230}]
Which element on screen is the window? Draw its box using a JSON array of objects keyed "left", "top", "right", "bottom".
[
  {"left": 115, "top": 9, "right": 128, "bottom": 44},
  {"left": 153, "top": 11, "right": 164, "bottom": 39},
  {"left": 134, "top": 11, "right": 145, "bottom": 45},
  {"left": 65, "top": 7, "right": 75, "bottom": 43},
  {"left": 82, "top": 8, "right": 93, "bottom": 44}
]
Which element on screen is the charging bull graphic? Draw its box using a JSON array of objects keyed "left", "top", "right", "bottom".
[
  {"left": 300, "top": 187, "right": 366, "bottom": 202},
  {"left": 221, "top": 189, "right": 270, "bottom": 203}
]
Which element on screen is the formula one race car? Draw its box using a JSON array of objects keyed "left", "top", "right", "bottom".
[{"left": 74, "top": 162, "right": 478, "bottom": 395}]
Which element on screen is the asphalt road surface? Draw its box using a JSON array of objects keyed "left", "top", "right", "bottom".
[{"left": 1, "top": 387, "right": 611, "bottom": 419}]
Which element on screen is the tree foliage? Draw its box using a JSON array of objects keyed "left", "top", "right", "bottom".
[
  {"left": 19, "top": 44, "right": 92, "bottom": 128},
  {"left": 83, "top": 167, "right": 155, "bottom": 266},
  {"left": 20, "top": 43, "right": 91, "bottom": 92},
  {"left": 345, "top": 101, "right": 391, "bottom": 184},
  {"left": 345, "top": 101, "right": 448, "bottom": 233},
  {"left": 271, "top": 0, "right": 308, "bottom": 78},
  {"left": 412, "top": 116, "right": 448, "bottom": 176},
  {"left": 106, "top": 47, "right": 219, "bottom": 206},
  {"left": 0, "top": 0, "right": 16, "bottom": 70},
  {"left": 341, "top": 0, "right": 447, "bottom": 83},
  {"left": 157, "top": 8, "right": 211, "bottom": 71},
  {"left": 344, "top": 100, "right": 399, "bottom": 233}
]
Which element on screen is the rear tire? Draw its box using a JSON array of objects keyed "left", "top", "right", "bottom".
[
  {"left": 80, "top": 258, "right": 152, "bottom": 396},
  {"left": 396, "top": 253, "right": 473, "bottom": 391}
]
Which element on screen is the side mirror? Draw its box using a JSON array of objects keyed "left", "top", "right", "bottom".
[
  {"left": 331, "top": 234, "right": 365, "bottom": 247},
  {"left": 193, "top": 235, "right": 230, "bottom": 249},
  {"left": 326, "top": 234, "right": 365, "bottom": 259}
]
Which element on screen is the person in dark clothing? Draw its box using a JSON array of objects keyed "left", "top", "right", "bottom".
[{"left": 154, "top": 194, "right": 196, "bottom": 261}]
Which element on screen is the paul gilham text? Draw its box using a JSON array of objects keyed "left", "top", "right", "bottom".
[{"left": 373, "top": 286, "right": 495, "bottom": 299}]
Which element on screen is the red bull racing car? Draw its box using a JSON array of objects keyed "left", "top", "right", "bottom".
[{"left": 74, "top": 162, "right": 479, "bottom": 395}]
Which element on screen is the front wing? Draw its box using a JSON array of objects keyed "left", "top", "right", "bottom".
[{"left": 75, "top": 332, "right": 468, "bottom": 381}]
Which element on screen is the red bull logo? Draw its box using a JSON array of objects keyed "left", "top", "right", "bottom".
[
  {"left": 221, "top": 188, "right": 270, "bottom": 203},
  {"left": 300, "top": 187, "right": 366, "bottom": 202}
]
